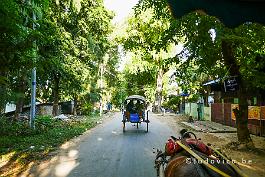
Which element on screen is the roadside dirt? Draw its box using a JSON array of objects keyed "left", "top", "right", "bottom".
[
  {"left": 156, "top": 113, "right": 265, "bottom": 177},
  {"left": 9, "top": 112, "right": 116, "bottom": 177}
]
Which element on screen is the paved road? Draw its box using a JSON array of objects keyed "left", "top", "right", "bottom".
[{"left": 35, "top": 112, "right": 178, "bottom": 177}]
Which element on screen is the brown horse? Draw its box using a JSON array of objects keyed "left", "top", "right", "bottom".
[
  {"left": 164, "top": 150, "right": 242, "bottom": 177},
  {"left": 155, "top": 130, "right": 245, "bottom": 177}
]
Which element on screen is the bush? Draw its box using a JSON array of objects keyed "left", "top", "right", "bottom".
[
  {"left": 187, "top": 94, "right": 200, "bottom": 103},
  {"left": 80, "top": 102, "right": 93, "bottom": 115},
  {"left": 0, "top": 115, "right": 99, "bottom": 154},
  {"left": 162, "top": 96, "right": 181, "bottom": 113},
  {"left": 80, "top": 102, "right": 100, "bottom": 116},
  {"left": 35, "top": 115, "right": 59, "bottom": 132},
  {"left": 0, "top": 116, "right": 35, "bottom": 136},
  {"left": 0, "top": 115, "right": 83, "bottom": 137},
  {"left": 0, "top": 114, "right": 101, "bottom": 177}
]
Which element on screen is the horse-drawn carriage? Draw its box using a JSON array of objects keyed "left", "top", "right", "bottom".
[
  {"left": 122, "top": 95, "right": 149, "bottom": 132},
  {"left": 155, "top": 130, "right": 247, "bottom": 177}
]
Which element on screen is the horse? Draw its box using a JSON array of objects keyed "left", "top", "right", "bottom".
[{"left": 155, "top": 129, "right": 246, "bottom": 177}]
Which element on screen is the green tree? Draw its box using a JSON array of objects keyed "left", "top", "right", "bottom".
[
  {"left": 134, "top": 0, "right": 265, "bottom": 145},
  {"left": 0, "top": 0, "right": 49, "bottom": 117},
  {"left": 121, "top": 8, "right": 177, "bottom": 112},
  {"left": 1, "top": 0, "right": 117, "bottom": 118},
  {"left": 36, "top": 0, "right": 115, "bottom": 116}
]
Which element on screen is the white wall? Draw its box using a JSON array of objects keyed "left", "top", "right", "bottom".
[
  {"left": 185, "top": 103, "right": 198, "bottom": 119},
  {"left": 5, "top": 103, "right": 16, "bottom": 113},
  {"left": 204, "top": 106, "right": 211, "bottom": 121}
]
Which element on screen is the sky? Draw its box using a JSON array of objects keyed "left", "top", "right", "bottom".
[
  {"left": 104, "top": 0, "right": 139, "bottom": 71},
  {"left": 104, "top": 0, "right": 139, "bottom": 23},
  {"left": 103, "top": 0, "right": 183, "bottom": 71}
]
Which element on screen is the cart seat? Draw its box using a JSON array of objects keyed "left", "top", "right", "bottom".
[{"left": 130, "top": 113, "right": 140, "bottom": 123}]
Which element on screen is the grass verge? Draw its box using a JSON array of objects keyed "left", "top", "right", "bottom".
[{"left": 0, "top": 115, "right": 100, "bottom": 176}]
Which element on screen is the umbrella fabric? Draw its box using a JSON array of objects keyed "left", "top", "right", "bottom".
[{"left": 167, "top": 0, "right": 265, "bottom": 27}]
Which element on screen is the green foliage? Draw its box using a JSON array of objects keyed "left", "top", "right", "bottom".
[
  {"left": 0, "top": 114, "right": 100, "bottom": 176},
  {"left": 134, "top": 0, "right": 171, "bottom": 23},
  {"left": 162, "top": 96, "right": 181, "bottom": 112},
  {"left": 111, "top": 78, "right": 128, "bottom": 108},
  {"left": 73, "top": 81, "right": 101, "bottom": 115},
  {"left": 0, "top": 0, "right": 40, "bottom": 110},
  {"left": 135, "top": 0, "right": 265, "bottom": 93},
  {"left": 0, "top": 115, "right": 61, "bottom": 136},
  {"left": 118, "top": 7, "right": 177, "bottom": 105},
  {"left": 80, "top": 102, "right": 95, "bottom": 115},
  {"left": 228, "top": 24, "right": 265, "bottom": 89},
  {"left": 0, "top": 117, "right": 34, "bottom": 136},
  {"left": 187, "top": 94, "right": 201, "bottom": 103},
  {"left": 1, "top": 0, "right": 118, "bottom": 115},
  {"left": 35, "top": 115, "right": 56, "bottom": 130}
]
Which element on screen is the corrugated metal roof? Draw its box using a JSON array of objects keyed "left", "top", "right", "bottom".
[
  {"left": 125, "top": 95, "right": 146, "bottom": 102},
  {"left": 203, "top": 79, "right": 220, "bottom": 86}
]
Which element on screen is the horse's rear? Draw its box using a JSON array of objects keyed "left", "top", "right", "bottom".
[
  {"left": 164, "top": 152, "right": 242, "bottom": 177},
  {"left": 165, "top": 156, "right": 204, "bottom": 177},
  {"left": 160, "top": 129, "right": 245, "bottom": 177}
]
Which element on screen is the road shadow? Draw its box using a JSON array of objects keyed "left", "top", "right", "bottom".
[{"left": 122, "top": 129, "right": 148, "bottom": 135}]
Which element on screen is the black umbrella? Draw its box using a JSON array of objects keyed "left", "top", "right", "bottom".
[{"left": 167, "top": 0, "right": 265, "bottom": 27}]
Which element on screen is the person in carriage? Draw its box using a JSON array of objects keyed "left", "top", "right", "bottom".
[
  {"left": 136, "top": 100, "right": 145, "bottom": 120},
  {"left": 122, "top": 95, "right": 149, "bottom": 132},
  {"left": 126, "top": 100, "right": 134, "bottom": 113}
]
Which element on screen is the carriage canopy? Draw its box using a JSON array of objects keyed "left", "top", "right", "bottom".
[{"left": 124, "top": 95, "right": 146, "bottom": 103}]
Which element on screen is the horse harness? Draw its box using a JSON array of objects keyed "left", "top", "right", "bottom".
[{"left": 176, "top": 140, "right": 248, "bottom": 177}]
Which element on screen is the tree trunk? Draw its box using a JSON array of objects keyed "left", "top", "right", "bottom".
[
  {"left": 73, "top": 95, "right": 78, "bottom": 115},
  {"left": 14, "top": 75, "right": 27, "bottom": 120},
  {"left": 221, "top": 40, "right": 252, "bottom": 145},
  {"left": 181, "top": 96, "right": 185, "bottom": 114},
  {"left": 203, "top": 86, "right": 210, "bottom": 107},
  {"left": 52, "top": 74, "right": 60, "bottom": 116},
  {"left": 236, "top": 83, "right": 252, "bottom": 143},
  {"left": 154, "top": 68, "right": 163, "bottom": 113},
  {"left": 0, "top": 89, "right": 6, "bottom": 114},
  {"left": 213, "top": 91, "right": 221, "bottom": 103},
  {"left": 0, "top": 71, "right": 7, "bottom": 114},
  {"left": 15, "top": 97, "right": 24, "bottom": 120}
]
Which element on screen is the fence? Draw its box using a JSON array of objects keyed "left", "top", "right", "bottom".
[
  {"left": 185, "top": 103, "right": 199, "bottom": 119},
  {"left": 211, "top": 103, "right": 265, "bottom": 136},
  {"left": 4, "top": 101, "right": 74, "bottom": 118}
]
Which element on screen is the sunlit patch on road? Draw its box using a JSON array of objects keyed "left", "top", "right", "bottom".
[
  {"left": 68, "top": 149, "right": 78, "bottom": 158},
  {"left": 55, "top": 160, "right": 79, "bottom": 177},
  {"left": 54, "top": 149, "right": 80, "bottom": 177}
]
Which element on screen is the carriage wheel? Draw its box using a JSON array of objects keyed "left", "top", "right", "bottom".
[
  {"left": 145, "top": 116, "right": 149, "bottom": 132},
  {"left": 123, "top": 122, "right": 125, "bottom": 132}
]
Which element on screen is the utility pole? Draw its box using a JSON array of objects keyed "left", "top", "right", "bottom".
[{"left": 30, "top": 0, "right": 37, "bottom": 129}]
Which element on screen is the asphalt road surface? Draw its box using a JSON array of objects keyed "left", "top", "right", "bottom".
[{"left": 36, "top": 112, "right": 178, "bottom": 177}]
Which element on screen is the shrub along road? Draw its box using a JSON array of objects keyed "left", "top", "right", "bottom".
[
  {"left": 0, "top": 115, "right": 99, "bottom": 176},
  {"left": 28, "top": 112, "right": 177, "bottom": 177}
]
